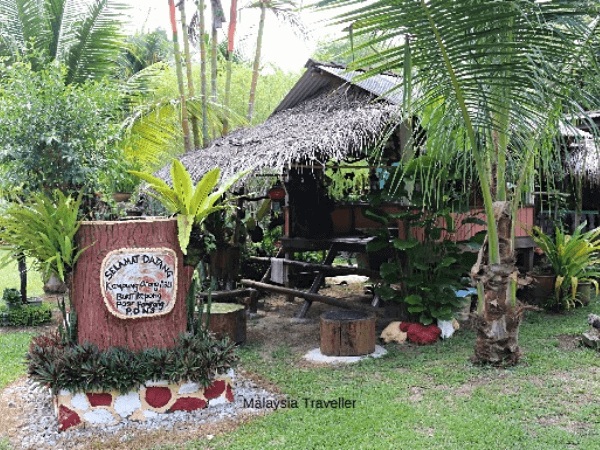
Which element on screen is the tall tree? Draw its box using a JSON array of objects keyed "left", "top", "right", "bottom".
[
  {"left": 319, "top": 0, "right": 600, "bottom": 365},
  {"left": 246, "top": 0, "right": 305, "bottom": 123},
  {"left": 168, "top": 0, "right": 191, "bottom": 152},
  {"left": 0, "top": 0, "right": 127, "bottom": 84}
]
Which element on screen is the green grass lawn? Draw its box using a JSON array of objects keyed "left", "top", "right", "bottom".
[
  {"left": 179, "top": 300, "right": 600, "bottom": 450},
  {"left": 0, "top": 332, "right": 33, "bottom": 389},
  {"left": 2, "top": 260, "right": 600, "bottom": 449},
  {"left": 0, "top": 248, "right": 44, "bottom": 301}
]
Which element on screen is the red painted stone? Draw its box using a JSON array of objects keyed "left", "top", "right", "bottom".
[
  {"left": 170, "top": 397, "right": 207, "bottom": 412},
  {"left": 145, "top": 387, "right": 172, "bottom": 408},
  {"left": 225, "top": 384, "right": 234, "bottom": 402},
  {"left": 406, "top": 323, "right": 441, "bottom": 345},
  {"left": 58, "top": 405, "right": 81, "bottom": 431},
  {"left": 204, "top": 380, "right": 226, "bottom": 400},
  {"left": 86, "top": 393, "right": 113, "bottom": 407}
]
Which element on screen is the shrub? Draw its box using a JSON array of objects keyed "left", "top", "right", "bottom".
[
  {"left": 0, "top": 302, "right": 52, "bottom": 327},
  {"left": 27, "top": 330, "right": 238, "bottom": 394},
  {"left": 2, "top": 288, "right": 21, "bottom": 306}
]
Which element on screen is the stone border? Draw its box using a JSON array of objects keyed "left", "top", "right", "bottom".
[{"left": 54, "top": 371, "right": 234, "bottom": 432}]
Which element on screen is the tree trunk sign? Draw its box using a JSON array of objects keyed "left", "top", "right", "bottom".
[{"left": 101, "top": 248, "right": 178, "bottom": 319}]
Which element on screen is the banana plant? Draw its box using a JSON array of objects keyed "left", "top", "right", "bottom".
[{"left": 130, "top": 160, "right": 250, "bottom": 254}]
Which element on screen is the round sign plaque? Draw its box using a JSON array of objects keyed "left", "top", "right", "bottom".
[{"left": 100, "top": 248, "right": 178, "bottom": 319}]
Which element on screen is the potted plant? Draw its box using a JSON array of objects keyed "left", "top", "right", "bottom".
[
  {"left": 528, "top": 223, "right": 600, "bottom": 310},
  {"left": 105, "top": 159, "right": 142, "bottom": 202}
]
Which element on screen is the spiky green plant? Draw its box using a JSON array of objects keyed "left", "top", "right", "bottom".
[
  {"left": 529, "top": 224, "right": 600, "bottom": 310},
  {"left": 130, "top": 160, "right": 250, "bottom": 254}
]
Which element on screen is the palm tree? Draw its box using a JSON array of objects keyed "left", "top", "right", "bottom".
[
  {"left": 246, "top": 0, "right": 305, "bottom": 123},
  {"left": 0, "top": 0, "right": 127, "bottom": 84},
  {"left": 319, "top": 0, "right": 600, "bottom": 365}
]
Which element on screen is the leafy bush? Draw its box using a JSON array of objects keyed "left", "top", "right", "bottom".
[
  {"left": 0, "top": 303, "right": 52, "bottom": 326},
  {"left": 2, "top": 288, "right": 21, "bottom": 306},
  {"left": 0, "top": 55, "right": 122, "bottom": 195},
  {"left": 27, "top": 330, "right": 237, "bottom": 394},
  {"left": 367, "top": 207, "right": 479, "bottom": 325}
]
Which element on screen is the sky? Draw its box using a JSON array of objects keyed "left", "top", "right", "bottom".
[{"left": 124, "top": 0, "right": 347, "bottom": 72}]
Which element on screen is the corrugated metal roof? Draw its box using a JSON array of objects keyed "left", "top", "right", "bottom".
[
  {"left": 272, "top": 60, "right": 402, "bottom": 114},
  {"left": 316, "top": 65, "right": 403, "bottom": 105}
]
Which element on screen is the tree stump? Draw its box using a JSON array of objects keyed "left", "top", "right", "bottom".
[
  {"left": 320, "top": 310, "right": 375, "bottom": 356},
  {"left": 204, "top": 303, "right": 246, "bottom": 344},
  {"left": 72, "top": 217, "right": 194, "bottom": 351}
]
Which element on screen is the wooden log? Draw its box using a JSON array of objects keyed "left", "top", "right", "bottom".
[
  {"left": 72, "top": 218, "right": 194, "bottom": 352},
  {"left": 249, "top": 257, "right": 381, "bottom": 279},
  {"left": 196, "top": 289, "right": 254, "bottom": 300},
  {"left": 240, "top": 279, "right": 378, "bottom": 313},
  {"left": 204, "top": 303, "right": 246, "bottom": 344},
  {"left": 320, "top": 310, "right": 376, "bottom": 356}
]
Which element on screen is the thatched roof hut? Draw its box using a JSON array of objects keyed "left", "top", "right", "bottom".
[{"left": 154, "top": 60, "right": 404, "bottom": 185}]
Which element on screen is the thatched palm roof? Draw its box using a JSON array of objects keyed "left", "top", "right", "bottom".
[{"left": 155, "top": 61, "right": 403, "bottom": 185}]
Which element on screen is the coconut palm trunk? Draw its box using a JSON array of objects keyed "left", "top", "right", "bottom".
[
  {"left": 320, "top": 0, "right": 600, "bottom": 365},
  {"left": 247, "top": 1, "right": 266, "bottom": 123},
  {"left": 178, "top": 0, "right": 200, "bottom": 150},
  {"left": 168, "top": 0, "right": 191, "bottom": 152}
]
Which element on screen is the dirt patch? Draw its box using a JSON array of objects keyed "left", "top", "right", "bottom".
[
  {"left": 246, "top": 281, "right": 378, "bottom": 359},
  {"left": 556, "top": 334, "right": 582, "bottom": 351}
]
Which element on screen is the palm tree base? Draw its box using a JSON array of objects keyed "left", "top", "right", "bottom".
[{"left": 471, "top": 304, "right": 525, "bottom": 366}]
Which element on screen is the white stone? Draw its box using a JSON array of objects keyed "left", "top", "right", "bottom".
[
  {"left": 438, "top": 320, "right": 455, "bottom": 339},
  {"left": 58, "top": 389, "right": 70, "bottom": 396},
  {"left": 70, "top": 393, "right": 89, "bottom": 411},
  {"left": 143, "top": 410, "right": 159, "bottom": 419},
  {"left": 145, "top": 380, "right": 169, "bottom": 387},
  {"left": 226, "top": 369, "right": 235, "bottom": 381},
  {"left": 303, "top": 345, "right": 387, "bottom": 364},
  {"left": 114, "top": 392, "right": 141, "bottom": 418},
  {"left": 210, "top": 396, "right": 228, "bottom": 406},
  {"left": 178, "top": 382, "right": 200, "bottom": 395},
  {"left": 83, "top": 409, "right": 116, "bottom": 425}
]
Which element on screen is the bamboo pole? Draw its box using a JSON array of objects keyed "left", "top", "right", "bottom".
[
  {"left": 178, "top": 1, "right": 200, "bottom": 149},
  {"left": 168, "top": 0, "right": 191, "bottom": 153}
]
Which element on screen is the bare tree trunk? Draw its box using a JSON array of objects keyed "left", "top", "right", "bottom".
[
  {"left": 18, "top": 252, "right": 27, "bottom": 304},
  {"left": 179, "top": 0, "right": 200, "bottom": 149},
  {"left": 247, "top": 2, "right": 266, "bottom": 123},
  {"left": 168, "top": 0, "right": 191, "bottom": 152}
]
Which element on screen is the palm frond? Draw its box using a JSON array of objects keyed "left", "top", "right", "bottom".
[
  {"left": 0, "top": 0, "right": 49, "bottom": 59},
  {"left": 62, "top": 0, "right": 128, "bottom": 84}
]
